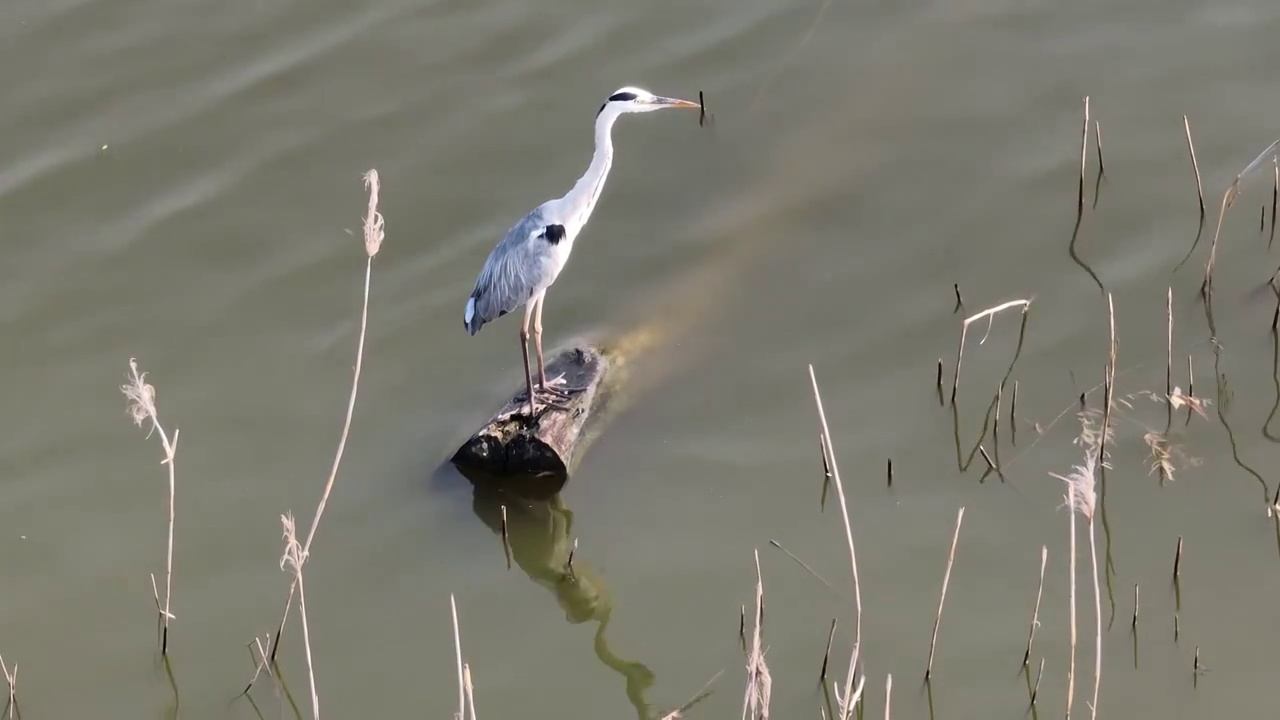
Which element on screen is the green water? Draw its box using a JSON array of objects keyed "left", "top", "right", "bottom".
[{"left": 2, "top": 0, "right": 1280, "bottom": 717}]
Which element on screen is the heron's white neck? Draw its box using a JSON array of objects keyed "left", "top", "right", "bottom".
[{"left": 559, "top": 108, "right": 620, "bottom": 228}]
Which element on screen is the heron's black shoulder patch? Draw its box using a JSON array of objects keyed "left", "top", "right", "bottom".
[{"left": 541, "top": 224, "right": 567, "bottom": 245}]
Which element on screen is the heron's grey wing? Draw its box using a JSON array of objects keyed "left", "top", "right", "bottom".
[{"left": 463, "top": 209, "right": 556, "bottom": 335}]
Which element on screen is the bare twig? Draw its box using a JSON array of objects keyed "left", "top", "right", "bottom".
[
  {"left": 925, "top": 507, "right": 965, "bottom": 681},
  {"left": 120, "top": 358, "right": 179, "bottom": 653}
]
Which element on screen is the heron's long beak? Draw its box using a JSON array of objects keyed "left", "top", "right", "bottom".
[{"left": 652, "top": 96, "right": 701, "bottom": 109}]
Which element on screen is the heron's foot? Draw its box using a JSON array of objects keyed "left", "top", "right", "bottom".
[
  {"left": 516, "top": 389, "right": 573, "bottom": 416},
  {"left": 540, "top": 373, "right": 590, "bottom": 398}
]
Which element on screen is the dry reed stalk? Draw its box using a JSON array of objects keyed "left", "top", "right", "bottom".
[
  {"left": 1051, "top": 412, "right": 1108, "bottom": 720},
  {"left": 925, "top": 507, "right": 965, "bottom": 681},
  {"left": 886, "top": 458, "right": 893, "bottom": 488},
  {"left": 1187, "top": 356, "right": 1195, "bottom": 399},
  {"left": 279, "top": 514, "right": 317, "bottom": 720},
  {"left": 1132, "top": 583, "right": 1139, "bottom": 629},
  {"left": 263, "top": 170, "right": 385, "bottom": 672},
  {"left": 1183, "top": 115, "right": 1205, "bottom": 218},
  {"left": 995, "top": 382, "right": 1004, "bottom": 445},
  {"left": 884, "top": 674, "right": 892, "bottom": 720},
  {"left": 1272, "top": 158, "right": 1278, "bottom": 249},
  {"left": 950, "top": 300, "right": 1033, "bottom": 404},
  {"left": 1204, "top": 138, "right": 1280, "bottom": 295},
  {"left": 741, "top": 549, "right": 772, "bottom": 720},
  {"left": 1173, "top": 536, "right": 1183, "bottom": 580},
  {"left": 1031, "top": 657, "right": 1045, "bottom": 705},
  {"left": 1066, "top": 484, "right": 1079, "bottom": 720},
  {"left": 452, "top": 594, "right": 467, "bottom": 720},
  {"left": 0, "top": 654, "right": 15, "bottom": 720},
  {"left": 768, "top": 539, "right": 834, "bottom": 592},
  {"left": 661, "top": 670, "right": 725, "bottom": 720},
  {"left": 1078, "top": 97, "right": 1090, "bottom": 213},
  {"left": 819, "top": 618, "right": 837, "bottom": 681},
  {"left": 464, "top": 664, "right": 477, "bottom": 720},
  {"left": 1094, "top": 120, "right": 1105, "bottom": 177},
  {"left": 808, "top": 365, "right": 865, "bottom": 719},
  {"left": 1011, "top": 380, "right": 1020, "bottom": 445},
  {"left": 500, "top": 505, "right": 512, "bottom": 570},
  {"left": 120, "top": 358, "right": 179, "bottom": 654},
  {"left": 953, "top": 283, "right": 963, "bottom": 313},
  {"left": 1022, "top": 545, "right": 1048, "bottom": 666},
  {"left": 978, "top": 445, "right": 996, "bottom": 472},
  {"left": 1167, "top": 288, "right": 1174, "bottom": 396},
  {"left": 1101, "top": 294, "right": 1117, "bottom": 466}
]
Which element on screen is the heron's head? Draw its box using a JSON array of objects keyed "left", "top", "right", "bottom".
[{"left": 596, "top": 86, "right": 701, "bottom": 117}]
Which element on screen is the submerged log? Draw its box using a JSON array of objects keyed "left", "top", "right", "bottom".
[{"left": 451, "top": 346, "right": 609, "bottom": 494}]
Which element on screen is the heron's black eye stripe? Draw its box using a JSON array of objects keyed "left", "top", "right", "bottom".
[{"left": 607, "top": 92, "right": 638, "bottom": 103}]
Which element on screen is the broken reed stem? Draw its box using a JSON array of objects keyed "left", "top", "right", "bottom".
[
  {"left": 950, "top": 300, "right": 1032, "bottom": 404},
  {"left": 1066, "top": 484, "right": 1078, "bottom": 720},
  {"left": 1183, "top": 115, "right": 1206, "bottom": 218},
  {"left": 1078, "top": 97, "right": 1090, "bottom": 214},
  {"left": 808, "top": 365, "right": 864, "bottom": 717},
  {"left": 120, "top": 358, "right": 179, "bottom": 654},
  {"left": 1173, "top": 536, "right": 1183, "bottom": 580},
  {"left": 452, "top": 594, "right": 467, "bottom": 720},
  {"left": 1187, "top": 356, "right": 1195, "bottom": 398},
  {"left": 925, "top": 507, "right": 965, "bottom": 681},
  {"left": 1023, "top": 545, "right": 1048, "bottom": 666},
  {"left": 267, "top": 170, "right": 384, "bottom": 669}
]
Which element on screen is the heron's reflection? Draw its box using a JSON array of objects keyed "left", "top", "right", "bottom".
[{"left": 471, "top": 485, "right": 656, "bottom": 719}]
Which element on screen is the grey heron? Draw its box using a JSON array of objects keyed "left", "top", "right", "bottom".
[{"left": 463, "top": 86, "right": 701, "bottom": 416}]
